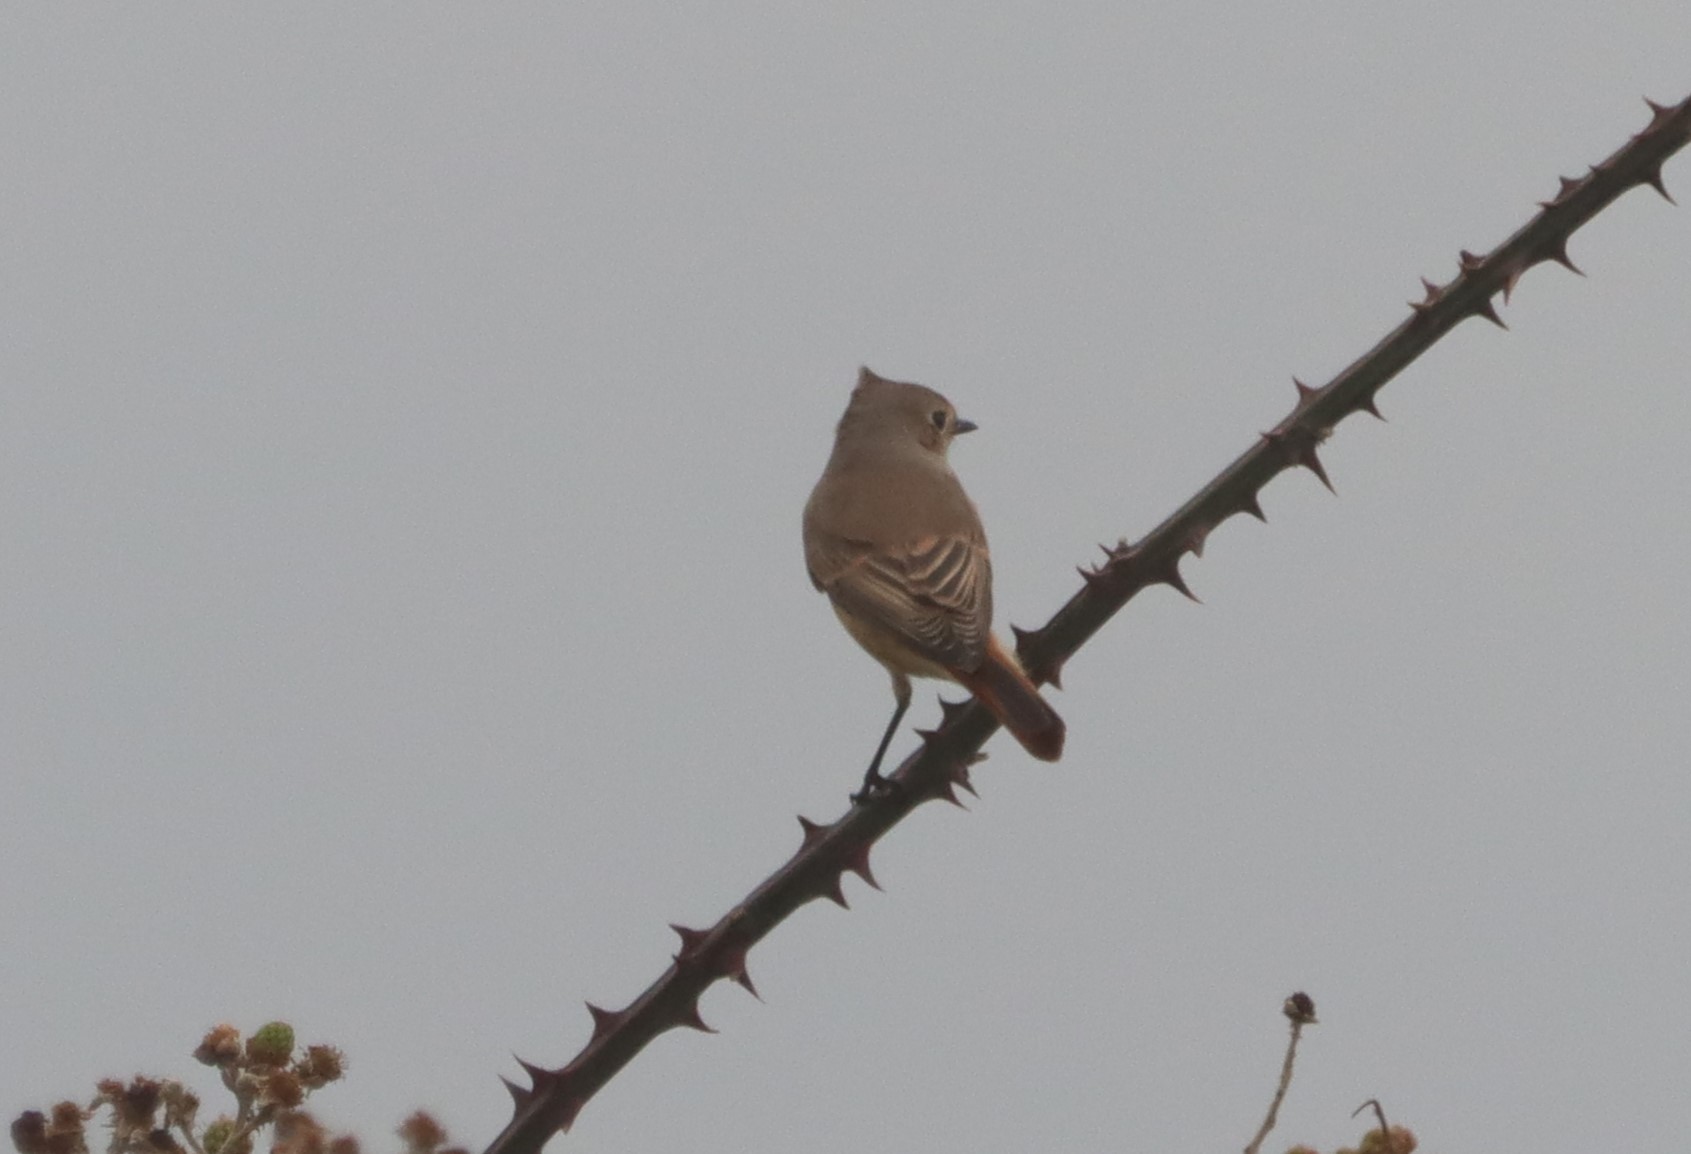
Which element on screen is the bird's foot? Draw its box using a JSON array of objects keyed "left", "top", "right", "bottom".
[{"left": 850, "top": 769, "right": 902, "bottom": 805}]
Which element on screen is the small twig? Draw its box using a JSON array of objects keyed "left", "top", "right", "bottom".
[
  {"left": 1244, "top": 993, "right": 1318, "bottom": 1154},
  {"left": 1351, "top": 1098, "right": 1393, "bottom": 1148}
]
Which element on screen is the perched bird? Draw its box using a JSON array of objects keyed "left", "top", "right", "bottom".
[{"left": 804, "top": 367, "right": 1065, "bottom": 797}]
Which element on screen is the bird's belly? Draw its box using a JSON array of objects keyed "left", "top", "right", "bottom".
[{"left": 832, "top": 603, "right": 957, "bottom": 681}]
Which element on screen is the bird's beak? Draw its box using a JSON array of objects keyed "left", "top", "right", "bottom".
[{"left": 953, "top": 417, "right": 979, "bottom": 435}]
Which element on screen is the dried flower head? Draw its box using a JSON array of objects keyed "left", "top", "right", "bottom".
[
  {"left": 258, "top": 1070, "right": 304, "bottom": 1111},
  {"left": 296, "top": 1047, "right": 346, "bottom": 1089},
  {"left": 1281, "top": 991, "right": 1318, "bottom": 1025},
  {"left": 271, "top": 1111, "right": 326, "bottom": 1154},
  {"left": 395, "top": 1112, "right": 447, "bottom": 1154},
  {"left": 11, "top": 1112, "right": 49, "bottom": 1154},
  {"left": 113, "top": 1078, "right": 163, "bottom": 1129},
  {"left": 194, "top": 1026, "right": 244, "bottom": 1069}
]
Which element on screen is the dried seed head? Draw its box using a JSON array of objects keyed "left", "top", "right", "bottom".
[
  {"left": 396, "top": 1112, "right": 448, "bottom": 1154},
  {"left": 296, "top": 1046, "right": 345, "bottom": 1089},
  {"left": 194, "top": 1025, "right": 244, "bottom": 1068},
  {"left": 1282, "top": 991, "right": 1318, "bottom": 1024}
]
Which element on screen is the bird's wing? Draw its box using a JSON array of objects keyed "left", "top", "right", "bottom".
[{"left": 809, "top": 531, "right": 992, "bottom": 673}]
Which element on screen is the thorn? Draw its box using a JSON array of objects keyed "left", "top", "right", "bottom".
[
  {"left": 914, "top": 726, "right": 940, "bottom": 749},
  {"left": 725, "top": 946, "right": 761, "bottom": 1000},
  {"left": 1288, "top": 379, "right": 1327, "bottom": 432},
  {"left": 727, "top": 967, "right": 760, "bottom": 1000},
  {"left": 670, "top": 924, "right": 710, "bottom": 963},
  {"left": 931, "top": 776, "right": 968, "bottom": 809},
  {"left": 844, "top": 843, "right": 881, "bottom": 890},
  {"left": 1643, "top": 97, "right": 1675, "bottom": 134},
  {"left": 797, "top": 815, "right": 829, "bottom": 852},
  {"left": 1536, "top": 175, "right": 1582, "bottom": 210},
  {"left": 1458, "top": 249, "right": 1485, "bottom": 272},
  {"left": 501, "top": 1076, "right": 532, "bottom": 1108},
  {"left": 516, "top": 1057, "right": 556, "bottom": 1087},
  {"left": 1185, "top": 522, "right": 1211, "bottom": 559},
  {"left": 1239, "top": 490, "right": 1267, "bottom": 522},
  {"left": 1157, "top": 558, "right": 1200, "bottom": 603},
  {"left": 1541, "top": 239, "right": 1584, "bottom": 276},
  {"left": 1357, "top": 391, "right": 1385, "bottom": 421},
  {"left": 1642, "top": 164, "right": 1676, "bottom": 204},
  {"left": 1044, "top": 656, "right": 1065, "bottom": 692},
  {"left": 1266, "top": 431, "right": 1335, "bottom": 493},
  {"left": 1077, "top": 563, "right": 1107, "bottom": 588},
  {"left": 675, "top": 999, "right": 717, "bottom": 1034},
  {"left": 1555, "top": 174, "right": 1582, "bottom": 202},
  {"left": 950, "top": 761, "right": 979, "bottom": 798},
  {"left": 1009, "top": 623, "right": 1039, "bottom": 666},
  {"left": 1299, "top": 444, "right": 1335, "bottom": 494},
  {"left": 586, "top": 1003, "right": 623, "bottom": 1044},
  {"left": 1407, "top": 278, "right": 1440, "bottom": 315},
  {"left": 1472, "top": 296, "right": 1508, "bottom": 330},
  {"left": 819, "top": 871, "right": 850, "bottom": 908}
]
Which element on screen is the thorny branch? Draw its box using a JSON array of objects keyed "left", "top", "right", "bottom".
[{"left": 483, "top": 94, "right": 1691, "bottom": 1154}]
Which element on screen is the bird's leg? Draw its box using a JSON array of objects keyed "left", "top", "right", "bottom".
[{"left": 852, "top": 674, "right": 912, "bottom": 803}]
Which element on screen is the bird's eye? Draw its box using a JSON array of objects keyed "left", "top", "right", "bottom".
[{"left": 930, "top": 409, "right": 948, "bottom": 430}]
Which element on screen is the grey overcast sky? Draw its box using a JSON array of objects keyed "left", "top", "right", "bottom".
[{"left": 4, "top": 6, "right": 1690, "bottom": 1153}]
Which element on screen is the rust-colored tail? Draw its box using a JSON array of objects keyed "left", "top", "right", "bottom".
[{"left": 956, "top": 636, "right": 1065, "bottom": 762}]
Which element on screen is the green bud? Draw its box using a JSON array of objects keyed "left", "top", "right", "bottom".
[{"left": 246, "top": 1022, "right": 296, "bottom": 1067}]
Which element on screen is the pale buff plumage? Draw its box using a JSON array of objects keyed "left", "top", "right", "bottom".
[{"left": 805, "top": 367, "right": 1064, "bottom": 794}]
